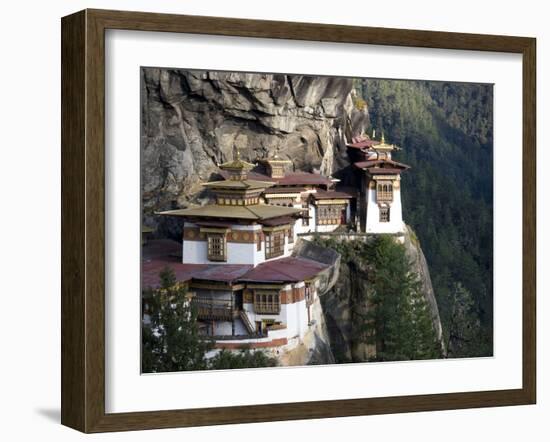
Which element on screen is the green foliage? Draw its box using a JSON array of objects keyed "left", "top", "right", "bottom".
[
  {"left": 208, "top": 349, "right": 278, "bottom": 370},
  {"left": 447, "top": 283, "right": 492, "bottom": 358},
  {"left": 142, "top": 267, "right": 213, "bottom": 373},
  {"left": 361, "top": 79, "right": 493, "bottom": 357},
  {"left": 361, "top": 236, "right": 441, "bottom": 361},
  {"left": 313, "top": 236, "right": 441, "bottom": 362}
]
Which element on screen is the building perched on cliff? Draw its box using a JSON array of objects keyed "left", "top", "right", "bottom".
[
  {"left": 143, "top": 132, "right": 410, "bottom": 352},
  {"left": 347, "top": 134, "right": 410, "bottom": 236},
  {"left": 219, "top": 151, "right": 355, "bottom": 234},
  {"left": 144, "top": 152, "right": 337, "bottom": 351}
]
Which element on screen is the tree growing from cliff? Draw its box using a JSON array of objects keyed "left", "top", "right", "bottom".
[
  {"left": 446, "top": 282, "right": 491, "bottom": 358},
  {"left": 142, "top": 267, "right": 212, "bottom": 373},
  {"left": 360, "top": 236, "right": 442, "bottom": 361}
]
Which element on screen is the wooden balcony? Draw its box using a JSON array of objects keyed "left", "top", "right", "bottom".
[{"left": 191, "top": 297, "right": 236, "bottom": 321}]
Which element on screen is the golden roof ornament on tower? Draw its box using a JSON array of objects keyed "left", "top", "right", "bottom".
[
  {"left": 218, "top": 147, "right": 256, "bottom": 181},
  {"left": 258, "top": 146, "right": 292, "bottom": 179}
]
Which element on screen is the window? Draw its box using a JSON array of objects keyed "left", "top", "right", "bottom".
[
  {"left": 288, "top": 225, "right": 294, "bottom": 243},
  {"left": 207, "top": 234, "right": 226, "bottom": 261},
  {"left": 379, "top": 207, "right": 390, "bottom": 222},
  {"left": 265, "top": 231, "right": 285, "bottom": 259},
  {"left": 254, "top": 292, "right": 281, "bottom": 314},
  {"left": 256, "top": 232, "right": 262, "bottom": 251},
  {"left": 376, "top": 181, "right": 393, "bottom": 202},
  {"left": 302, "top": 203, "right": 309, "bottom": 226},
  {"left": 316, "top": 204, "right": 345, "bottom": 225}
]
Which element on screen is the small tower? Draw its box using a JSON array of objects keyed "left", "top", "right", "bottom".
[
  {"left": 257, "top": 148, "right": 292, "bottom": 179},
  {"left": 352, "top": 134, "right": 410, "bottom": 236},
  {"left": 219, "top": 148, "right": 256, "bottom": 181}
]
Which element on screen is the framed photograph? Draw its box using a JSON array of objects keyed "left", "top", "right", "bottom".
[{"left": 61, "top": 9, "right": 536, "bottom": 433}]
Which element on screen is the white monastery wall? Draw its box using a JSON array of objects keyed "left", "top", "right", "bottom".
[{"left": 365, "top": 187, "right": 406, "bottom": 234}]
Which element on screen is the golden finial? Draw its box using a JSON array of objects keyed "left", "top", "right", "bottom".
[
  {"left": 372, "top": 128, "right": 376, "bottom": 139},
  {"left": 381, "top": 132, "right": 385, "bottom": 144},
  {"left": 235, "top": 146, "right": 241, "bottom": 160}
]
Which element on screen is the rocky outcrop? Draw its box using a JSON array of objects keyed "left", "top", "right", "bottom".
[
  {"left": 141, "top": 69, "right": 369, "bottom": 236},
  {"left": 402, "top": 225, "right": 445, "bottom": 351}
]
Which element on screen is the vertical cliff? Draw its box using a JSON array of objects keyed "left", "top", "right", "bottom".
[{"left": 141, "top": 69, "right": 369, "bottom": 236}]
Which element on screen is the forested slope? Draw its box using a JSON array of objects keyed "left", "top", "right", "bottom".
[{"left": 358, "top": 79, "right": 493, "bottom": 357}]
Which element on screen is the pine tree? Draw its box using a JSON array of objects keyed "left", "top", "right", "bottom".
[
  {"left": 208, "top": 349, "right": 278, "bottom": 370},
  {"left": 361, "top": 236, "right": 441, "bottom": 361},
  {"left": 447, "top": 282, "right": 491, "bottom": 357},
  {"left": 142, "top": 267, "right": 213, "bottom": 373}
]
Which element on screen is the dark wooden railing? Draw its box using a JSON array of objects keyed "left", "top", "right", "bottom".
[{"left": 191, "top": 297, "right": 235, "bottom": 321}]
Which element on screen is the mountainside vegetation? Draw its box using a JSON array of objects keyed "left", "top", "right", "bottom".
[
  {"left": 357, "top": 79, "right": 493, "bottom": 357},
  {"left": 313, "top": 235, "right": 442, "bottom": 362}
]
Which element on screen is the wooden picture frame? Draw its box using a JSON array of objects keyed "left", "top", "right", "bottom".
[{"left": 61, "top": 8, "right": 536, "bottom": 433}]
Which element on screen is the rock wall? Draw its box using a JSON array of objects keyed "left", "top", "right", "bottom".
[
  {"left": 402, "top": 225, "right": 445, "bottom": 351},
  {"left": 141, "top": 69, "right": 369, "bottom": 235}
]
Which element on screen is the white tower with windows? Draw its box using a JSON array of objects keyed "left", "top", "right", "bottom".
[{"left": 351, "top": 135, "right": 410, "bottom": 235}]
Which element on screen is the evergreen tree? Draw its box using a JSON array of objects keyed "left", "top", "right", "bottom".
[
  {"left": 208, "top": 349, "right": 278, "bottom": 370},
  {"left": 142, "top": 267, "right": 213, "bottom": 373},
  {"left": 447, "top": 282, "right": 491, "bottom": 358},
  {"left": 361, "top": 236, "right": 441, "bottom": 361}
]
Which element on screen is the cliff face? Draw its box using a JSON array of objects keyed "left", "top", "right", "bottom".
[
  {"left": 141, "top": 69, "right": 369, "bottom": 234},
  {"left": 402, "top": 225, "right": 445, "bottom": 350},
  {"left": 319, "top": 227, "right": 444, "bottom": 362}
]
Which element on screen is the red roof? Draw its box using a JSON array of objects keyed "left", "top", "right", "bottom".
[
  {"left": 240, "top": 256, "right": 329, "bottom": 283},
  {"left": 191, "top": 264, "right": 253, "bottom": 283},
  {"left": 261, "top": 216, "right": 295, "bottom": 227},
  {"left": 142, "top": 257, "right": 252, "bottom": 288},
  {"left": 312, "top": 189, "right": 354, "bottom": 200},
  {"left": 142, "top": 258, "right": 204, "bottom": 288},
  {"left": 142, "top": 240, "right": 329, "bottom": 287},
  {"left": 347, "top": 139, "right": 380, "bottom": 149},
  {"left": 276, "top": 172, "right": 333, "bottom": 186},
  {"left": 354, "top": 159, "right": 410, "bottom": 170}
]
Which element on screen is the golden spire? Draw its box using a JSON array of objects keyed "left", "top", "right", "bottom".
[
  {"left": 218, "top": 146, "right": 255, "bottom": 180},
  {"left": 381, "top": 132, "right": 385, "bottom": 144}
]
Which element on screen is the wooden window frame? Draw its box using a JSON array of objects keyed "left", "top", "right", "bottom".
[
  {"left": 254, "top": 291, "right": 281, "bottom": 314},
  {"left": 376, "top": 181, "right": 394, "bottom": 202},
  {"left": 265, "top": 230, "right": 285, "bottom": 259},
  {"left": 379, "top": 206, "right": 390, "bottom": 223},
  {"left": 207, "top": 233, "right": 227, "bottom": 262}
]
